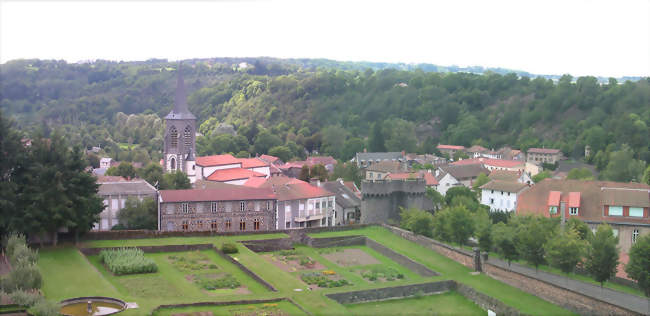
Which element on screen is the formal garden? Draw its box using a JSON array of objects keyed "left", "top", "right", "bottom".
[{"left": 0, "top": 226, "right": 581, "bottom": 315}]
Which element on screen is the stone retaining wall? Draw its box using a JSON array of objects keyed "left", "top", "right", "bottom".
[
  {"left": 455, "top": 283, "right": 524, "bottom": 316},
  {"left": 239, "top": 238, "right": 293, "bottom": 253},
  {"left": 213, "top": 249, "right": 277, "bottom": 292},
  {"left": 308, "top": 235, "right": 366, "bottom": 248},
  {"left": 326, "top": 280, "right": 455, "bottom": 304},
  {"left": 150, "top": 297, "right": 311, "bottom": 315},
  {"left": 381, "top": 224, "right": 642, "bottom": 316},
  {"left": 79, "top": 243, "right": 214, "bottom": 255},
  {"left": 82, "top": 224, "right": 372, "bottom": 241}
]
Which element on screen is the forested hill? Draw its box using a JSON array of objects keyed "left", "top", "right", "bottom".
[{"left": 1, "top": 58, "right": 649, "bottom": 181}]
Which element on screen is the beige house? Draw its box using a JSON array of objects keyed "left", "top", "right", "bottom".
[
  {"left": 527, "top": 148, "right": 562, "bottom": 164},
  {"left": 95, "top": 176, "right": 157, "bottom": 231},
  {"left": 365, "top": 161, "right": 407, "bottom": 181}
]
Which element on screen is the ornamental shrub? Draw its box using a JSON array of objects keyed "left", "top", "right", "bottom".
[
  {"left": 221, "top": 243, "right": 238, "bottom": 254},
  {"left": 28, "top": 299, "right": 60, "bottom": 316},
  {"left": 99, "top": 248, "right": 157, "bottom": 275}
]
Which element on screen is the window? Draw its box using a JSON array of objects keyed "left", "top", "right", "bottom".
[
  {"left": 629, "top": 207, "right": 644, "bottom": 217},
  {"left": 633, "top": 229, "right": 639, "bottom": 243},
  {"left": 170, "top": 157, "right": 176, "bottom": 170},
  {"left": 254, "top": 218, "right": 260, "bottom": 230},
  {"left": 376, "top": 173, "right": 381, "bottom": 179},
  {"left": 267, "top": 201, "right": 271, "bottom": 210},
  {"left": 328, "top": 199, "right": 333, "bottom": 208},
  {"left": 240, "top": 202, "right": 245, "bottom": 211},
  {"left": 182, "top": 220, "right": 189, "bottom": 231},
  {"left": 368, "top": 172, "right": 373, "bottom": 179},
  {"left": 507, "top": 192, "right": 511, "bottom": 196},
  {"left": 491, "top": 190, "right": 494, "bottom": 194},
  {"left": 608, "top": 206, "right": 623, "bottom": 216},
  {"left": 211, "top": 220, "right": 217, "bottom": 230},
  {"left": 182, "top": 203, "right": 189, "bottom": 213},
  {"left": 225, "top": 219, "right": 231, "bottom": 230},
  {"left": 321, "top": 218, "right": 326, "bottom": 226},
  {"left": 316, "top": 201, "right": 320, "bottom": 209},
  {"left": 226, "top": 202, "right": 232, "bottom": 212},
  {"left": 255, "top": 201, "right": 260, "bottom": 211},
  {"left": 197, "top": 220, "right": 203, "bottom": 229},
  {"left": 285, "top": 221, "right": 291, "bottom": 229},
  {"left": 549, "top": 206, "right": 558, "bottom": 214},
  {"left": 170, "top": 126, "right": 178, "bottom": 147},
  {"left": 211, "top": 202, "right": 217, "bottom": 213},
  {"left": 239, "top": 219, "right": 246, "bottom": 231},
  {"left": 490, "top": 198, "right": 494, "bottom": 205},
  {"left": 569, "top": 207, "right": 578, "bottom": 215},
  {"left": 184, "top": 126, "right": 192, "bottom": 149}
]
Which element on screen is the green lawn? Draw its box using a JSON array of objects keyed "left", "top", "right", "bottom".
[
  {"left": 345, "top": 291, "right": 485, "bottom": 315},
  {"left": 36, "top": 228, "right": 575, "bottom": 315}
]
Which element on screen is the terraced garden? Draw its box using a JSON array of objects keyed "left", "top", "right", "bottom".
[{"left": 35, "top": 227, "right": 574, "bottom": 315}]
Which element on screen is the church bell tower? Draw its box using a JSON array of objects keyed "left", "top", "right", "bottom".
[{"left": 163, "top": 64, "right": 196, "bottom": 176}]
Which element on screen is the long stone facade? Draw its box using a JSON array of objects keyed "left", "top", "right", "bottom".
[{"left": 159, "top": 199, "right": 276, "bottom": 232}]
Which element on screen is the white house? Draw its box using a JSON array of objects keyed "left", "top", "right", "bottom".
[{"left": 479, "top": 180, "right": 529, "bottom": 212}]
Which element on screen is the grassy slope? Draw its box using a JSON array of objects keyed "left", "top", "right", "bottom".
[
  {"left": 344, "top": 291, "right": 485, "bottom": 316},
  {"left": 309, "top": 227, "right": 574, "bottom": 316},
  {"left": 38, "top": 228, "right": 575, "bottom": 315}
]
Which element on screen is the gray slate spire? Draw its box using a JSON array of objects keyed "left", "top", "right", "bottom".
[{"left": 164, "top": 63, "right": 196, "bottom": 120}]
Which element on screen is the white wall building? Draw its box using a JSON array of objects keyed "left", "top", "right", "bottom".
[
  {"left": 95, "top": 177, "right": 157, "bottom": 230},
  {"left": 479, "top": 180, "right": 529, "bottom": 212}
]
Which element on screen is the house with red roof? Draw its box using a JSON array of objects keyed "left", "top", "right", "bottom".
[
  {"left": 436, "top": 144, "right": 465, "bottom": 157},
  {"left": 257, "top": 177, "right": 336, "bottom": 229},
  {"left": 516, "top": 179, "right": 650, "bottom": 276},
  {"left": 194, "top": 154, "right": 272, "bottom": 185},
  {"left": 278, "top": 156, "right": 338, "bottom": 178},
  {"left": 159, "top": 184, "right": 277, "bottom": 232},
  {"left": 452, "top": 157, "right": 525, "bottom": 172}
]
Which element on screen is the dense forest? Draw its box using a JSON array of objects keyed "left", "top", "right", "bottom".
[{"left": 1, "top": 58, "right": 648, "bottom": 181}]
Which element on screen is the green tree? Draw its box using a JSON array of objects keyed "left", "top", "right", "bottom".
[
  {"left": 310, "top": 164, "right": 328, "bottom": 182},
  {"left": 106, "top": 162, "right": 136, "bottom": 179},
  {"left": 400, "top": 207, "right": 434, "bottom": 238},
  {"left": 330, "top": 162, "right": 362, "bottom": 187},
  {"left": 601, "top": 145, "right": 646, "bottom": 182},
  {"left": 566, "top": 167, "right": 593, "bottom": 180},
  {"left": 384, "top": 118, "right": 417, "bottom": 153},
  {"left": 368, "top": 122, "right": 386, "bottom": 152},
  {"left": 545, "top": 228, "right": 587, "bottom": 275},
  {"left": 444, "top": 186, "right": 476, "bottom": 207},
  {"left": 447, "top": 205, "right": 475, "bottom": 246},
  {"left": 532, "top": 170, "right": 552, "bottom": 183},
  {"left": 585, "top": 224, "right": 619, "bottom": 288},
  {"left": 320, "top": 125, "right": 348, "bottom": 158},
  {"left": 472, "top": 173, "right": 490, "bottom": 192},
  {"left": 492, "top": 222, "right": 519, "bottom": 266},
  {"left": 253, "top": 130, "right": 282, "bottom": 155},
  {"left": 566, "top": 217, "right": 591, "bottom": 241},
  {"left": 268, "top": 145, "right": 292, "bottom": 163},
  {"left": 453, "top": 150, "right": 469, "bottom": 161},
  {"left": 116, "top": 197, "right": 157, "bottom": 230},
  {"left": 515, "top": 217, "right": 550, "bottom": 271},
  {"left": 0, "top": 110, "right": 25, "bottom": 237},
  {"left": 162, "top": 171, "right": 190, "bottom": 189},
  {"left": 341, "top": 137, "right": 365, "bottom": 161},
  {"left": 626, "top": 233, "right": 650, "bottom": 298},
  {"left": 642, "top": 165, "right": 650, "bottom": 185},
  {"left": 425, "top": 187, "right": 444, "bottom": 211},
  {"left": 137, "top": 162, "right": 164, "bottom": 188},
  {"left": 298, "top": 165, "right": 310, "bottom": 182}
]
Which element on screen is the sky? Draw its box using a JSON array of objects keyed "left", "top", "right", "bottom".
[{"left": 1, "top": 0, "right": 649, "bottom": 78}]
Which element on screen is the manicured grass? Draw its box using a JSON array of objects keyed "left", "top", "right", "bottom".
[
  {"left": 310, "top": 227, "right": 575, "bottom": 316},
  {"left": 152, "top": 300, "right": 308, "bottom": 316},
  {"left": 344, "top": 291, "right": 485, "bottom": 315}
]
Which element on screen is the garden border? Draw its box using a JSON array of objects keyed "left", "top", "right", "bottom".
[
  {"left": 77, "top": 243, "right": 277, "bottom": 292},
  {"left": 150, "top": 297, "right": 312, "bottom": 316}
]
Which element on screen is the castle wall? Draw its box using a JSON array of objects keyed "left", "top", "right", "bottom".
[{"left": 360, "top": 179, "right": 427, "bottom": 224}]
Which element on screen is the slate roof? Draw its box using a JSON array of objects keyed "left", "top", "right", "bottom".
[
  {"left": 489, "top": 170, "right": 521, "bottom": 181},
  {"left": 366, "top": 161, "right": 405, "bottom": 173},
  {"left": 516, "top": 179, "right": 650, "bottom": 224},
  {"left": 601, "top": 188, "right": 650, "bottom": 208},
  {"left": 270, "top": 182, "right": 335, "bottom": 201},
  {"left": 528, "top": 148, "right": 561, "bottom": 154},
  {"left": 258, "top": 176, "right": 307, "bottom": 188},
  {"left": 439, "top": 164, "right": 489, "bottom": 180},
  {"left": 97, "top": 179, "right": 157, "bottom": 196},
  {"left": 452, "top": 158, "right": 523, "bottom": 168},
  {"left": 164, "top": 64, "right": 196, "bottom": 120},
  {"left": 467, "top": 145, "right": 488, "bottom": 153},
  {"left": 321, "top": 181, "right": 361, "bottom": 209},
  {"left": 480, "top": 180, "right": 529, "bottom": 193},
  {"left": 356, "top": 152, "right": 404, "bottom": 162},
  {"left": 160, "top": 186, "right": 275, "bottom": 202}
]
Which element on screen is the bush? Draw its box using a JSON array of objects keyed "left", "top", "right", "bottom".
[
  {"left": 221, "top": 243, "right": 238, "bottom": 254},
  {"left": 3, "top": 233, "right": 27, "bottom": 259},
  {"left": 2, "top": 264, "right": 42, "bottom": 291},
  {"left": 28, "top": 299, "right": 60, "bottom": 316},
  {"left": 300, "top": 272, "right": 350, "bottom": 288},
  {"left": 9, "top": 243, "right": 38, "bottom": 266},
  {"left": 8, "top": 290, "right": 42, "bottom": 306},
  {"left": 99, "top": 248, "right": 157, "bottom": 275}
]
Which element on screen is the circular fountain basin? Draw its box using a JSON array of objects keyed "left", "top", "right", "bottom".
[{"left": 60, "top": 296, "right": 126, "bottom": 316}]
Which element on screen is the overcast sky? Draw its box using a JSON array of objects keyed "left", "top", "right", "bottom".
[{"left": 1, "top": 0, "right": 649, "bottom": 77}]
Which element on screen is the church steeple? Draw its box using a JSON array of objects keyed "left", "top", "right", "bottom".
[{"left": 165, "top": 63, "right": 196, "bottom": 120}]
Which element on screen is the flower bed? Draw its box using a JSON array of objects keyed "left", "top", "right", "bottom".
[
  {"left": 358, "top": 266, "right": 405, "bottom": 282},
  {"left": 168, "top": 251, "right": 218, "bottom": 272},
  {"left": 99, "top": 248, "right": 157, "bottom": 275},
  {"left": 300, "top": 271, "right": 350, "bottom": 288},
  {"left": 193, "top": 273, "right": 241, "bottom": 290}
]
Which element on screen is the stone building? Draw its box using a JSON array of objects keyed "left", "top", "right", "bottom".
[
  {"left": 360, "top": 178, "right": 431, "bottom": 224},
  {"left": 95, "top": 176, "right": 157, "bottom": 231},
  {"left": 158, "top": 185, "right": 277, "bottom": 232},
  {"left": 479, "top": 180, "right": 529, "bottom": 212},
  {"left": 526, "top": 148, "right": 562, "bottom": 164},
  {"left": 163, "top": 65, "right": 197, "bottom": 180},
  {"left": 321, "top": 180, "right": 361, "bottom": 225}
]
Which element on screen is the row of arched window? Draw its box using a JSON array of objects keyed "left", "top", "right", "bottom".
[{"left": 169, "top": 125, "right": 192, "bottom": 149}]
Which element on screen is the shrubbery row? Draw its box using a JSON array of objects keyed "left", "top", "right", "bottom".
[{"left": 99, "top": 248, "right": 158, "bottom": 275}]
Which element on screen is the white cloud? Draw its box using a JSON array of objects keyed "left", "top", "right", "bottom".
[{"left": 1, "top": 0, "right": 648, "bottom": 77}]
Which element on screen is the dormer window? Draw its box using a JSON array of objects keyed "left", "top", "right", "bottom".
[
  {"left": 629, "top": 207, "right": 644, "bottom": 217},
  {"left": 608, "top": 206, "right": 623, "bottom": 216},
  {"left": 549, "top": 206, "right": 558, "bottom": 214},
  {"left": 569, "top": 207, "right": 578, "bottom": 215}
]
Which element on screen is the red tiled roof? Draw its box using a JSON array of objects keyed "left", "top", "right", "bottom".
[
  {"left": 243, "top": 177, "right": 268, "bottom": 188},
  {"left": 343, "top": 181, "right": 361, "bottom": 197},
  {"left": 96, "top": 175, "right": 127, "bottom": 183},
  {"left": 160, "top": 186, "right": 276, "bottom": 202},
  {"left": 421, "top": 171, "right": 439, "bottom": 186},
  {"left": 437, "top": 144, "right": 465, "bottom": 150},
  {"left": 196, "top": 154, "right": 241, "bottom": 167},
  {"left": 236, "top": 157, "right": 269, "bottom": 169},
  {"left": 452, "top": 158, "right": 523, "bottom": 168},
  {"left": 206, "top": 168, "right": 266, "bottom": 182},
  {"left": 279, "top": 161, "right": 307, "bottom": 170},
  {"left": 548, "top": 191, "right": 561, "bottom": 206},
  {"left": 260, "top": 154, "right": 280, "bottom": 164},
  {"left": 386, "top": 172, "right": 421, "bottom": 180},
  {"left": 270, "top": 164, "right": 283, "bottom": 174},
  {"left": 306, "top": 156, "right": 337, "bottom": 165},
  {"left": 528, "top": 148, "right": 561, "bottom": 154},
  {"left": 568, "top": 192, "right": 581, "bottom": 208},
  {"left": 258, "top": 176, "right": 307, "bottom": 188},
  {"left": 467, "top": 145, "right": 488, "bottom": 152},
  {"left": 272, "top": 182, "right": 335, "bottom": 201}
]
